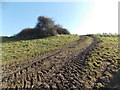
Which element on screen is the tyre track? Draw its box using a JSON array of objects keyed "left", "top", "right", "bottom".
[
  {"left": 1, "top": 36, "right": 98, "bottom": 89},
  {"left": 2, "top": 36, "right": 85, "bottom": 76}
]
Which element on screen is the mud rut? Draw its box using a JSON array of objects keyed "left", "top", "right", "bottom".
[{"left": 1, "top": 36, "right": 104, "bottom": 89}]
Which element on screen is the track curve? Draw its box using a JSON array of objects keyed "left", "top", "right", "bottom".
[{"left": 1, "top": 35, "right": 99, "bottom": 89}]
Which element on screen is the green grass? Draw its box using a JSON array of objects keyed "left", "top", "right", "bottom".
[
  {"left": 2, "top": 35, "right": 80, "bottom": 64},
  {"left": 88, "top": 34, "right": 119, "bottom": 70},
  {"left": 83, "top": 34, "right": 119, "bottom": 88},
  {"left": 69, "top": 36, "right": 93, "bottom": 52}
]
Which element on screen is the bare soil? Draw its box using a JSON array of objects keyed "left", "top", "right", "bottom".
[{"left": 1, "top": 36, "right": 119, "bottom": 89}]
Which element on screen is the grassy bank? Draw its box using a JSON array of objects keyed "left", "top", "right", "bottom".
[
  {"left": 84, "top": 34, "right": 119, "bottom": 88},
  {"left": 2, "top": 35, "right": 80, "bottom": 64}
]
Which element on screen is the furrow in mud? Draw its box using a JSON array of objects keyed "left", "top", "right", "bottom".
[
  {"left": 2, "top": 36, "right": 86, "bottom": 77},
  {"left": 1, "top": 35, "right": 119, "bottom": 89}
]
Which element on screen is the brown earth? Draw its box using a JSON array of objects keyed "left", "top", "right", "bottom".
[{"left": 1, "top": 36, "right": 119, "bottom": 89}]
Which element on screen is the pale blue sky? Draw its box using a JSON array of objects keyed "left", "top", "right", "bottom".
[{"left": 2, "top": 2, "right": 92, "bottom": 36}]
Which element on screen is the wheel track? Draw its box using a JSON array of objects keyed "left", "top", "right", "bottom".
[
  {"left": 1, "top": 36, "right": 98, "bottom": 89},
  {"left": 2, "top": 36, "right": 86, "bottom": 76},
  {"left": 2, "top": 36, "right": 85, "bottom": 88},
  {"left": 37, "top": 35, "right": 98, "bottom": 89}
]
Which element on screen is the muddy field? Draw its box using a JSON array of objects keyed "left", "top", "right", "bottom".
[{"left": 1, "top": 36, "right": 119, "bottom": 89}]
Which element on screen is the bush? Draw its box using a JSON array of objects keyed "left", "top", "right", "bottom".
[
  {"left": 15, "top": 28, "right": 43, "bottom": 39},
  {"left": 14, "top": 16, "right": 70, "bottom": 39}
]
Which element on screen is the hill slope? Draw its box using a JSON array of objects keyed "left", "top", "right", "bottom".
[
  {"left": 1, "top": 34, "right": 119, "bottom": 89},
  {"left": 2, "top": 35, "right": 79, "bottom": 64}
]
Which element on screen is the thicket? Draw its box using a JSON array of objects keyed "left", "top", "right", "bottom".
[{"left": 15, "top": 16, "right": 70, "bottom": 39}]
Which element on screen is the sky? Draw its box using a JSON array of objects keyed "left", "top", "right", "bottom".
[{"left": 1, "top": 0, "right": 119, "bottom": 36}]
